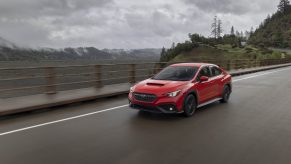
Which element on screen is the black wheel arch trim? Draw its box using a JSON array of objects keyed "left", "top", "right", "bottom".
[
  {"left": 225, "top": 83, "right": 232, "bottom": 93},
  {"left": 185, "top": 90, "right": 198, "bottom": 105}
]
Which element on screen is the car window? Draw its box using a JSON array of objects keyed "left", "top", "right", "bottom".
[
  {"left": 210, "top": 66, "right": 222, "bottom": 77},
  {"left": 152, "top": 66, "right": 198, "bottom": 81},
  {"left": 197, "top": 66, "right": 211, "bottom": 81}
]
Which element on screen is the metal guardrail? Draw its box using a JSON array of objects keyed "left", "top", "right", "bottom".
[{"left": 0, "top": 59, "right": 290, "bottom": 98}]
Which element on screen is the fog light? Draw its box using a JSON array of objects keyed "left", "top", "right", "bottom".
[{"left": 169, "top": 107, "right": 173, "bottom": 111}]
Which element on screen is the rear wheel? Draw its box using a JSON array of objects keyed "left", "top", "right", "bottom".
[
  {"left": 220, "top": 85, "right": 231, "bottom": 103},
  {"left": 183, "top": 94, "right": 197, "bottom": 117}
]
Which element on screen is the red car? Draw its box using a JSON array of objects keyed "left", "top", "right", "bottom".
[{"left": 128, "top": 63, "right": 232, "bottom": 117}]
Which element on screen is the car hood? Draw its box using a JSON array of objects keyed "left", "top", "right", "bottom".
[{"left": 133, "top": 79, "right": 189, "bottom": 95}]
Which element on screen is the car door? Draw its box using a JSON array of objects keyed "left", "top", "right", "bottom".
[
  {"left": 209, "top": 66, "right": 224, "bottom": 98},
  {"left": 195, "top": 66, "right": 216, "bottom": 104}
]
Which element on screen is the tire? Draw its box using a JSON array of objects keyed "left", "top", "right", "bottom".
[
  {"left": 183, "top": 94, "right": 197, "bottom": 117},
  {"left": 220, "top": 85, "right": 231, "bottom": 103}
]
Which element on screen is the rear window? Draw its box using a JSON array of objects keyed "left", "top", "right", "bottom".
[{"left": 152, "top": 66, "right": 198, "bottom": 81}]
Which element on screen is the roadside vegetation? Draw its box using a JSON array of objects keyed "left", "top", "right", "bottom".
[
  {"left": 160, "top": 0, "right": 291, "bottom": 63},
  {"left": 249, "top": 0, "right": 291, "bottom": 48},
  {"left": 170, "top": 44, "right": 290, "bottom": 63}
]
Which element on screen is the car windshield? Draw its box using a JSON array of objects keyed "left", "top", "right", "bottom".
[{"left": 152, "top": 66, "right": 198, "bottom": 81}]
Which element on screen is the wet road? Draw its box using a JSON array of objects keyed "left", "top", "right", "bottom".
[{"left": 1, "top": 67, "right": 291, "bottom": 164}]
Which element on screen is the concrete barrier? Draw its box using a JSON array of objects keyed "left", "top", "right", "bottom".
[{"left": 0, "top": 63, "right": 291, "bottom": 117}]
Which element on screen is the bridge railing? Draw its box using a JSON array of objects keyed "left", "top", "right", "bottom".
[{"left": 0, "top": 58, "right": 290, "bottom": 99}]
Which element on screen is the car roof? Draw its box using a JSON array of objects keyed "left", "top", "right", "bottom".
[{"left": 170, "top": 63, "right": 217, "bottom": 67}]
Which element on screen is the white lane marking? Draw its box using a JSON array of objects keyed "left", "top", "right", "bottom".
[
  {"left": 233, "top": 67, "right": 291, "bottom": 82},
  {"left": 1, "top": 66, "right": 291, "bottom": 137},
  {"left": 0, "top": 105, "right": 128, "bottom": 136}
]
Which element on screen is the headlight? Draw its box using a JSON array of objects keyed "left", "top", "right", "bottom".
[
  {"left": 166, "top": 90, "right": 181, "bottom": 97},
  {"left": 130, "top": 87, "right": 134, "bottom": 93}
]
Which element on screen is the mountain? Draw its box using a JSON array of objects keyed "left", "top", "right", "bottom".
[
  {"left": 0, "top": 37, "right": 161, "bottom": 61},
  {"left": 0, "top": 46, "right": 114, "bottom": 61},
  {"left": 102, "top": 48, "right": 161, "bottom": 60},
  {"left": 248, "top": 4, "right": 291, "bottom": 48}
]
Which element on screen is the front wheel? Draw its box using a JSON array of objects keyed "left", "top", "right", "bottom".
[
  {"left": 220, "top": 85, "right": 231, "bottom": 103},
  {"left": 183, "top": 94, "right": 197, "bottom": 117}
]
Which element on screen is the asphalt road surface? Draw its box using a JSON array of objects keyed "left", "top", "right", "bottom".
[{"left": 1, "top": 67, "right": 291, "bottom": 164}]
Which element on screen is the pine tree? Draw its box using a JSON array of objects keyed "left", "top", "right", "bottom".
[
  {"left": 211, "top": 16, "right": 218, "bottom": 39},
  {"left": 265, "top": 14, "right": 271, "bottom": 23},
  {"left": 161, "top": 47, "right": 166, "bottom": 56},
  {"left": 231, "top": 26, "right": 235, "bottom": 35},
  {"left": 171, "top": 42, "right": 175, "bottom": 49},
  {"left": 160, "top": 47, "right": 166, "bottom": 61},
  {"left": 278, "top": 0, "right": 290, "bottom": 13},
  {"left": 250, "top": 27, "right": 254, "bottom": 35},
  {"left": 217, "top": 19, "right": 223, "bottom": 38}
]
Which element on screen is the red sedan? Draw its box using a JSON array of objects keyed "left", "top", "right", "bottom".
[{"left": 129, "top": 63, "right": 232, "bottom": 117}]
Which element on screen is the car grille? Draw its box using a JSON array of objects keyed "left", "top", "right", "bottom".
[{"left": 133, "top": 93, "right": 157, "bottom": 102}]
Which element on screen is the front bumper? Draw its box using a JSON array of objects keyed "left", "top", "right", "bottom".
[
  {"left": 129, "top": 102, "right": 180, "bottom": 114},
  {"left": 128, "top": 91, "right": 185, "bottom": 113}
]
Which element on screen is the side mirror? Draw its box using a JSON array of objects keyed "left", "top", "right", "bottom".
[{"left": 200, "top": 76, "right": 209, "bottom": 82}]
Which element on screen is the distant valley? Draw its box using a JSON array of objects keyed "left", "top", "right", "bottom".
[{"left": 0, "top": 37, "right": 161, "bottom": 61}]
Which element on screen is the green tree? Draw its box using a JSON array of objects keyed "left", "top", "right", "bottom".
[
  {"left": 278, "top": 0, "right": 290, "bottom": 13},
  {"left": 250, "top": 27, "right": 254, "bottom": 35},
  {"left": 231, "top": 26, "right": 235, "bottom": 35},
  {"left": 160, "top": 47, "right": 166, "bottom": 61},
  {"left": 171, "top": 42, "right": 175, "bottom": 49},
  {"left": 211, "top": 16, "right": 218, "bottom": 39},
  {"left": 217, "top": 19, "right": 223, "bottom": 38}
]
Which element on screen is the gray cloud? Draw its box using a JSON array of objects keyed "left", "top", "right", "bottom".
[
  {"left": 183, "top": 0, "right": 277, "bottom": 15},
  {"left": 0, "top": 0, "right": 280, "bottom": 49},
  {"left": 0, "top": 0, "right": 113, "bottom": 18}
]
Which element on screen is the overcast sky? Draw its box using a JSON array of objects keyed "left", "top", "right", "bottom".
[{"left": 0, "top": 0, "right": 279, "bottom": 49}]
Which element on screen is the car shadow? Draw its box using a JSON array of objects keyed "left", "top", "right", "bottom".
[
  {"left": 136, "top": 110, "right": 185, "bottom": 121},
  {"left": 195, "top": 101, "right": 223, "bottom": 113},
  {"left": 127, "top": 101, "right": 231, "bottom": 134}
]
